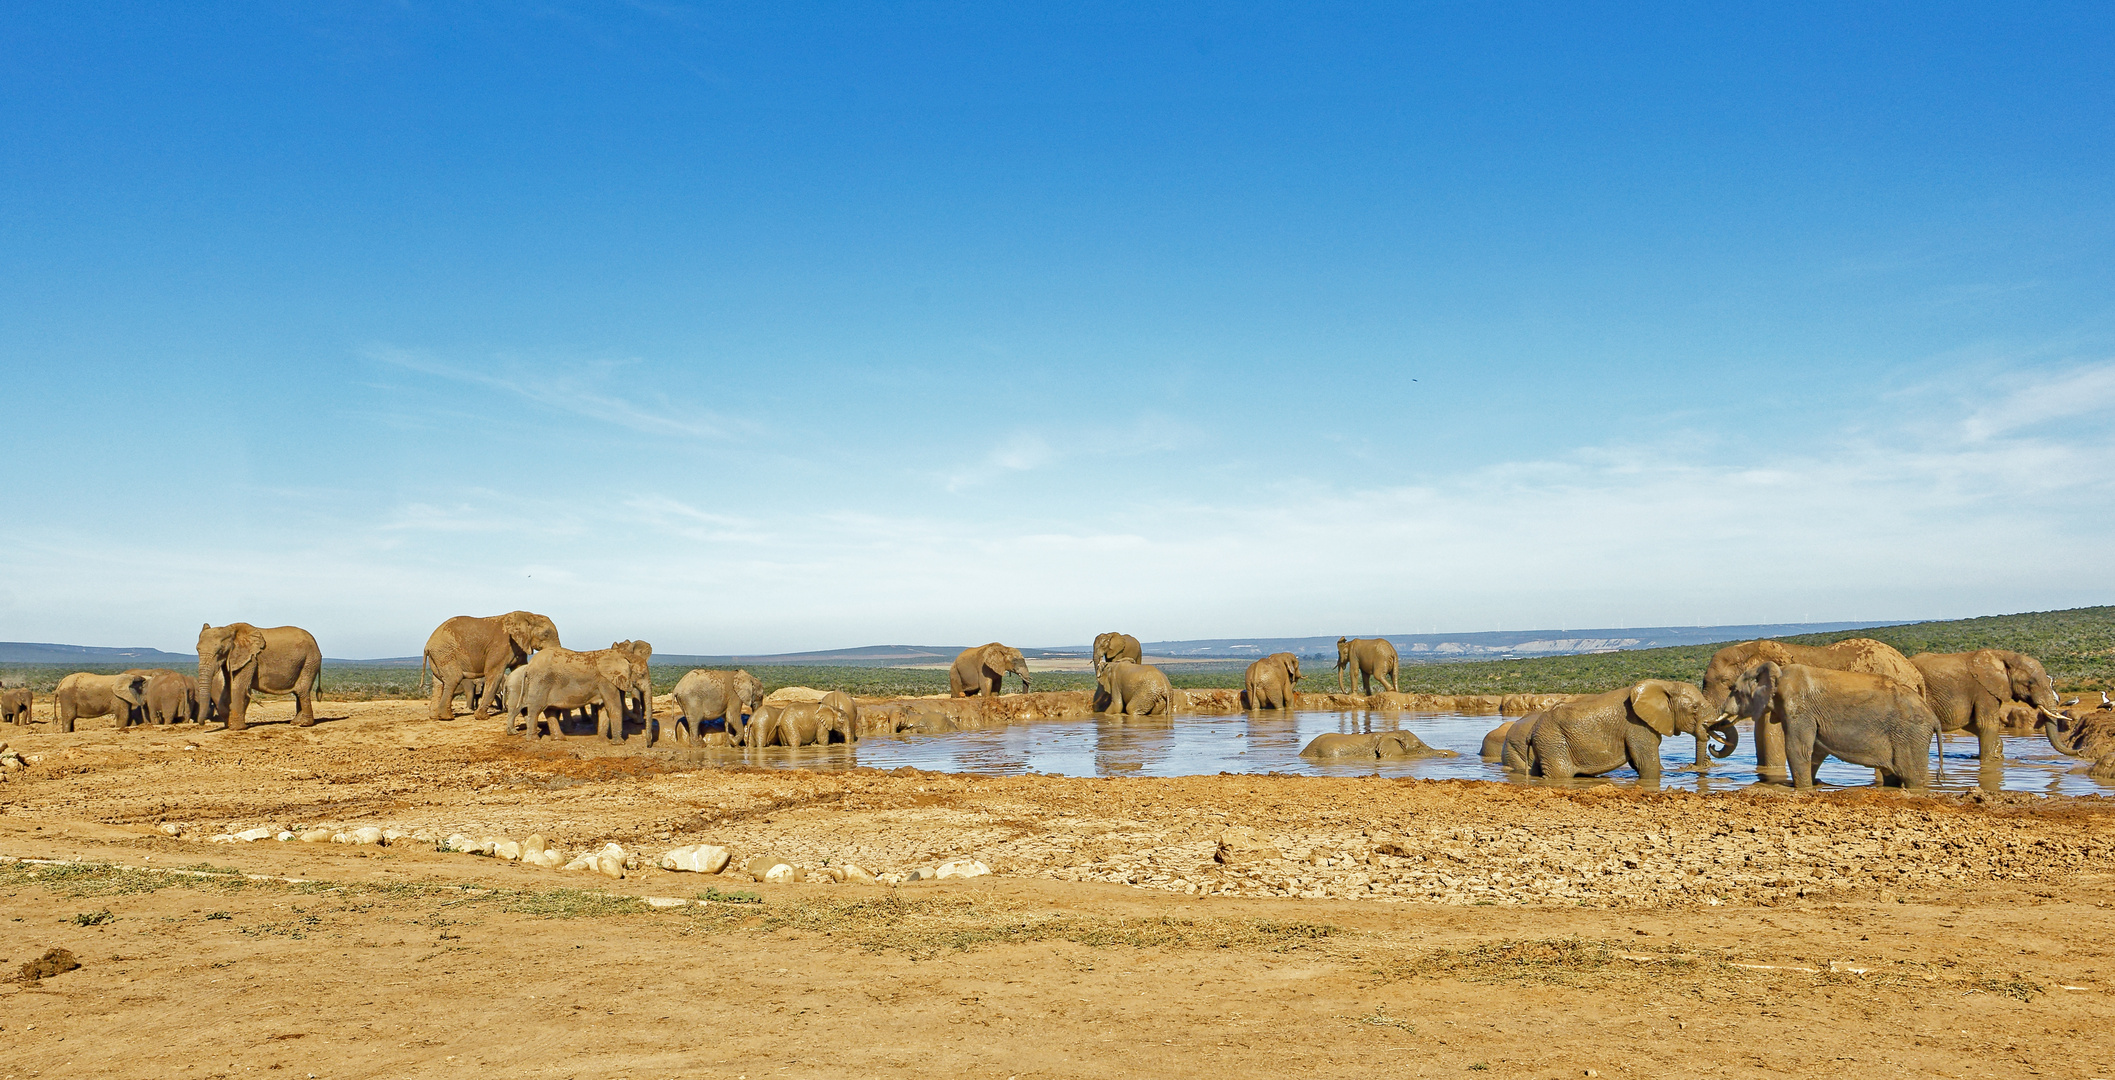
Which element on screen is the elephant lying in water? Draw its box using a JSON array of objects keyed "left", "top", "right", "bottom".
[
  {"left": 1300, "top": 730, "right": 1453, "bottom": 760},
  {"left": 1095, "top": 660, "right": 1174, "bottom": 717}
]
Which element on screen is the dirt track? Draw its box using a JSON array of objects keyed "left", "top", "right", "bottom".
[{"left": 3, "top": 698, "right": 2114, "bottom": 1078}]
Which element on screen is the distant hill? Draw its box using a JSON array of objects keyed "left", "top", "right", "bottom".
[
  {"left": 0, "top": 642, "right": 398, "bottom": 666},
  {"left": 1121, "top": 622, "right": 1912, "bottom": 663}
]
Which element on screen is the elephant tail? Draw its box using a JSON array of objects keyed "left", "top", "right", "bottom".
[{"left": 419, "top": 655, "right": 430, "bottom": 696}]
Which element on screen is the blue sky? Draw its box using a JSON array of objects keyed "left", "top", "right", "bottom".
[{"left": 3, "top": 2, "right": 2112, "bottom": 657}]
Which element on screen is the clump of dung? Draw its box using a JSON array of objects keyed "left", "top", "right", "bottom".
[{"left": 18, "top": 947, "right": 81, "bottom": 983}]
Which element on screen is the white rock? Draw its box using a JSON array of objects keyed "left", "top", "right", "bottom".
[
  {"left": 444, "top": 833, "right": 474, "bottom": 852},
  {"left": 209, "top": 833, "right": 237, "bottom": 844},
  {"left": 659, "top": 844, "right": 732, "bottom": 874},
  {"left": 523, "top": 847, "right": 566, "bottom": 869},
  {"left": 643, "top": 896, "right": 689, "bottom": 909},
  {"left": 158, "top": 823, "right": 183, "bottom": 836},
  {"left": 492, "top": 840, "right": 522, "bottom": 862},
  {"left": 905, "top": 866, "right": 940, "bottom": 882},
  {"left": 383, "top": 829, "right": 411, "bottom": 843},
  {"left": 877, "top": 872, "right": 905, "bottom": 885},
  {"left": 936, "top": 860, "right": 991, "bottom": 880},
  {"left": 814, "top": 865, "right": 847, "bottom": 884},
  {"left": 337, "top": 826, "right": 384, "bottom": 846},
  {"left": 275, "top": 831, "right": 293, "bottom": 842},
  {"left": 841, "top": 863, "right": 876, "bottom": 884},
  {"left": 764, "top": 863, "right": 799, "bottom": 883},
  {"left": 594, "top": 853, "right": 626, "bottom": 879},
  {"left": 298, "top": 828, "right": 333, "bottom": 843},
  {"left": 562, "top": 853, "right": 600, "bottom": 873},
  {"left": 235, "top": 827, "right": 275, "bottom": 842}
]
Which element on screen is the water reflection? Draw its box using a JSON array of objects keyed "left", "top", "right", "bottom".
[{"left": 679, "top": 710, "right": 2109, "bottom": 795}]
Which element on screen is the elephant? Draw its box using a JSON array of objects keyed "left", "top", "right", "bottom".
[
  {"left": 54, "top": 671, "right": 150, "bottom": 733},
  {"left": 666, "top": 668, "right": 766, "bottom": 745},
  {"left": 511, "top": 647, "right": 635, "bottom": 741},
  {"left": 817, "top": 690, "right": 859, "bottom": 744},
  {"left": 1299, "top": 729, "right": 1452, "bottom": 760},
  {"left": 1718, "top": 662, "right": 1937, "bottom": 790},
  {"left": 421, "top": 611, "right": 562, "bottom": 720},
  {"left": 1700, "top": 638, "right": 1924, "bottom": 780},
  {"left": 1481, "top": 717, "right": 1526, "bottom": 762},
  {"left": 749, "top": 701, "right": 826, "bottom": 747},
  {"left": 2039, "top": 707, "right": 2115, "bottom": 763},
  {"left": 1336, "top": 637, "right": 1399, "bottom": 695},
  {"left": 133, "top": 669, "right": 200, "bottom": 725},
  {"left": 1094, "top": 659, "right": 1173, "bottom": 717},
  {"left": 1093, "top": 632, "right": 1142, "bottom": 673},
  {"left": 950, "top": 643, "right": 1030, "bottom": 697},
  {"left": 1243, "top": 652, "right": 1302, "bottom": 710},
  {"left": 1, "top": 687, "right": 30, "bottom": 725},
  {"left": 1910, "top": 650, "right": 2065, "bottom": 765},
  {"left": 1501, "top": 681, "right": 1734, "bottom": 784},
  {"left": 197, "top": 623, "right": 322, "bottom": 731}
]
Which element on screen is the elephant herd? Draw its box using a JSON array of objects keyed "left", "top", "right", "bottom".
[
  {"left": 9, "top": 613, "right": 2100, "bottom": 793},
  {"left": 1478, "top": 637, "right": 2077, "bottom": 789}
]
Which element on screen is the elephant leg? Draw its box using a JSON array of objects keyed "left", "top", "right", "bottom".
[
  {"left": 433, "top": 671, "right": 462, "bottom": 720},
  {"left": 293, "top": 671, "right": 317, "bottom": 727},
  {"left": 1756, "top": 719, "right": 1788, "bottom": 780}
]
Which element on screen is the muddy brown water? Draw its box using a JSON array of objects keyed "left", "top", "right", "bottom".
[{"left": 680, "top": 710, "right": 2111, "bottom": 795}]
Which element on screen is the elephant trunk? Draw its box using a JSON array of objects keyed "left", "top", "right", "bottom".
[
  {"left": 2038, "top": 708, "right": 2086, "bottom": 758},
  {"left": 1707, "top": 720, "right": 1739, "bottom": 759},
  {"left": 198, "top": 657, "right": 220, "bottom": 723}
]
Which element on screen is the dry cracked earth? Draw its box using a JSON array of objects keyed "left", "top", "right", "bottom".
[{"left": 1, "top": 697, "right": 2112, "bottom": 1079}]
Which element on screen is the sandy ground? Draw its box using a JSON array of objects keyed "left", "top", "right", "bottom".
[{"left": 2, "top": 697, "right": 2113, "bottom": 1079}]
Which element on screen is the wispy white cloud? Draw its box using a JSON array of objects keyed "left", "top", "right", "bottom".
[{"left": 367, "top": 345, "right": 752, "bottom": 441}]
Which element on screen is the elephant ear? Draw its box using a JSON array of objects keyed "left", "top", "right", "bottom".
[
  {"left": 228, "top": 626, "right": 267, "bottom": 672},
  {"left": 1629, "top": 682, "right": 1676, "bottom": 736},
  {"left": 119, "top": 673, "right": 149, "bottom": 705},
  {"left": 501, "top": 612, "right": 537, "bottom": 653},
  {"left": 1968, "top": 650, "right": 2010, "bottom": 701}
]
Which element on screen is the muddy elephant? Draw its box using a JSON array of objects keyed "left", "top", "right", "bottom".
[
  {"left": 1094, "top": 659, "right": 1173, "bottom": 717},
  {"left": 1718, "top": 662, "right": 1936, "bottom": 790},
  {"left": 511, "top": 647, "right": 634, "bottom": 741},
  {"left": 1701, "top": 638, "right": 1923, "bottom": 780},
  {"left": 817, "top": 690, "right": 859, "bottom": 744},
  {"left": 133, "top": 669, "right": 200, "bottom": 725},
  {"left": 1481, "top": 716, "right": 1529, "bottom": 762},
  {"left": 2039, "top": 706, "right": 2115, "bottom": 764},
  {"left": 1336, "top": 637, "right": 1399, "bottom": 695},
  {"left": 1093, "top": 632, "right": 1142, "bottom": 673},
  {"left": 1300, "top": 729, "right": 1451, "bottom": 760},
  {"left": 1243, "top": 652, "right": 1302, "bottom": 710},
  {"left": 54, "top": 671, "right": 150, "bottom": 733},
  {"left": 950, "top": 643, "right": 1030, "bottom": 697},
  {"left": 667, "top": 668, "right": 765, "bottom": 745},
  {"left": 1, "top": 687, "right": 30, "bottom": 725},
  {"left": 1502, "top": 681, "right": 1733, "bottom": 784},
  {"left": 748, "top": 701, "right": 823, "bottom": 747},
  {"left": 1911, "top": 650, "right": 2064, "bottom": 765},
  {"left": 421, "top": 611, "right": 561, "bottom": 720}
]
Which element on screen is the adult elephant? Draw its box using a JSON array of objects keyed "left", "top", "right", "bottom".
[
  {"left": 666, "top": 668, "right": 765, "bottom": 745},
  {"left": 1300, "top": 729, "right": 1451, "bottom": 760},
  {"left": 1910, "top": 650, "right": 2065, "bottom": 764},
  {"left": 1502, "top": 680, "right": 1734, "bottom": 784},
  {"left": 512, "top": 647, "right": 634, "bottom": 741},
  {"left": 54, "top": 672, "right": 150, "bottom": 733},
  {"left": 1092, "top": 632, "right": 1142, "bottom": 673},
  {"left": 1094, "top": 659, "right": 1173, "bottom": 717},
  {"left": 1244, "top": 652, "right": 1302, "bottom": 710},
  {"left": 950, "top": 643, "right": 1030, "bottom": 697},
  {"left": 1717, "top": 662, "right": 1936, "bottom": 790},
  {"left": 1336, "top": 637, "right": 1400, "bottom": 695},
  {"left": 198, "top": 623, "right": 322, "bottom": 731},
  {"left": 1701, "top": 638, "right": 1924, "bottom": 780},
  {"left": 421, "top": 611, "right": 562, "bottom": 720},
  {"left": 1, "top": 687, "right": 30, "bottom": 725}
]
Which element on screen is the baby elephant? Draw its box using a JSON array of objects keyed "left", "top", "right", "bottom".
[
  {"left": 1720, "top": 662, "right": 1937, "bottom": 790},
  {"left": 1300, "top": 729, "right": 1453, "bottom": 760},
  {"left": 1503, "top": 680, "right": 1734, "bottom": 784},
  {"left": 2, "top": 688, "right": 32, "bottom": 726}
]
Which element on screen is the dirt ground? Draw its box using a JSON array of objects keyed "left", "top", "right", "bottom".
[{"left": 2, "top": 698, "right": 2113, "bottom": 1079}]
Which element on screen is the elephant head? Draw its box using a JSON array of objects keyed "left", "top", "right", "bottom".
[
  {"left": 1633, "top": 680, "right": 1737, "bottom": 758},
  {"left": 114, "top": 671, "right": 149, "bottom": 717},
  {"left": 985, "top": 644, "right": 1030, "bottom": 690},
  {"left": 1972, "top": 649, "right": 2061, "bottom": 714},
  {"left": 1335, "top": 637, "right": 1351, "bottom": 671},
  {"left": 198, "top": 622, "right": 265, "bottom": 716},
  {"left": 1715, "top": 661, "right": 1778, "bottom": 730},
  {"left": 502, "top": 611, "right": 561, "bottom": 660},
  {"left": 1279, "top": 652, "right": 1303, "bottom": 684}
]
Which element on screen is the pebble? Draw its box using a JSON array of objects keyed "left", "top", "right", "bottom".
[
  {"left": 935, "top": 860, "right": 991, "bottom": 880},
  {"left": 660, "top": 844, "right": 732, "bottom": 874},
  {"left": 298, "top": 829, "right": 333, "bottom": 843},
  {"left": 234, "top": 827, "right": 275, "bottom": 842}
]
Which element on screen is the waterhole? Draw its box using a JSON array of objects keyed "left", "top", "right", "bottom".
[{"left": 679, "top": 711, "right": 2110, "bottom": 795}]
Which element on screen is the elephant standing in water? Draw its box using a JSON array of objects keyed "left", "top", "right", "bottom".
[
  {"left": 422, "top": 611, "right": 562, "bottom": 720},
  {"left": 1718, "top": 662, "right": 1937, "bottom": 790},
  {"left": 1244, "top": 652, "right": 1302, "bottom": 710},
  {"left": 1911, "top": 650, "right": 2065, "bottom": 765},
  {"left": 1701, "top": 638, "right": 1924, "bottom": 780},
  {"left": 1093, "top": 632, "right": 1142, "bottom": 673},
  {"left": 1501, "top": 680, "right": 1734, "bottom": 784},
  {"left": 667, "top": 668, "right": 765, "bottom": 745},
  {"left": 1094, "top": 660, "right": 1174, "bottom": 717},
  {"left": 1336, "top": 637, "right": 1399, "bottom": 695},
  {"left": 54, "top": 672, "right": 150, "bottom": 733},
  {"left": 198, "top": 623, "right": 323, "bottom": 730},
  {"left": 511, "top": 647, "right": 635, "bottom": 742},
  {"left": 950, "top": 643, "right": 1030, "bottom": 697}
]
